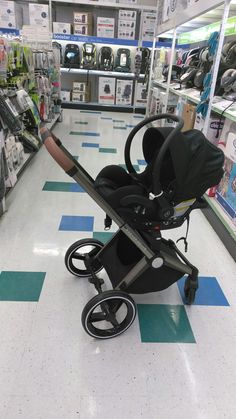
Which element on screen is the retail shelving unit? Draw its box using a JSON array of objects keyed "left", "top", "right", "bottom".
[
  {"left": 50, "top": 0, "right": 159, "bottom": 112},
  {"left": 147, "top": 0, "right": 236, "bottom": 260}
]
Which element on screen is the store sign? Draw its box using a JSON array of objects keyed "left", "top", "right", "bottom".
[{"left": 178, "top": 16, "right": 236, "bottom": 44}]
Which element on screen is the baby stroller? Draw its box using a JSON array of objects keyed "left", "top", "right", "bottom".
[{"left": 41, "top": 114, "right": 224, "bottom": 339}]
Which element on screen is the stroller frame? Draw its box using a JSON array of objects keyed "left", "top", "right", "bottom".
[{"left": 41, "top": 114, "right": 199, "bottom": 339}]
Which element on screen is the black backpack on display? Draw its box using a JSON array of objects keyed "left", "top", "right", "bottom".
[
  {"left": 64, "top": 44, "right": 80, "bottom": 68},
  {"left": 140, "top": 48, "right": 151, "bottom": 74},
  {"left": 115, "top": 49, "right": 131, "bottom": 72},
  {"left": 81, "top": 43, "right": 97, "bottom": 70},
  {"left": 98, "top": 47, "right": 114, "bottom": 71}
]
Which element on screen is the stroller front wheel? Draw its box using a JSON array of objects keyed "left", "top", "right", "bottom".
[
  {"left": 82, "top": 290, "right": 137, "bottom": 339},
  {"left": 65, "top": 239, "right": 104, "bottom": 277}
]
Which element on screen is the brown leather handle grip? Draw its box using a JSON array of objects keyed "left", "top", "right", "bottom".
[{"left": 40, "top": 127, "right": 75, "bottom": 173}]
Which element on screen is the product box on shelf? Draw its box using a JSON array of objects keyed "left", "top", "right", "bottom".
[
  {"left": 29, "top": 3, "right": 49, "bottom": 28},
  {"left": 0, "top": 0, "right": 16, "bottom": 29},
  {"left": 97, "top": 17, "right": 115, "bottom": 38},
  {"left": 116, "top": 80, "right": 133, "bottom": 106},
  {"left": 142, "top": 10, "right": 156, "bottom": 42},
  {"left": 118, "top": 29, "right": 135, "bottom": 40},
  {"left": 182, "top": 103, "right": 196, "bottom": 132},
  {"left": 194, "top": 114, "right": 224, "bottom": 145},
  {"left": 61, "top": 91, "right": 71, "bottom": 102},
  {"left": 98, "top": 77, "right": 116, "bottom": 105},
  {"left": 73, "top": 24, "right": 92, "bottom": 36},
  {"left": 73, "top": 12, "right": 93, "bottom": 25},
  {"left": 216, "top": 155, "right": 236, "bottom": 224},
  {"left": 135, "top": 83, "right": 147, "bottom": 105},
  {"left": 118, "top": 20, "right": 136, "bottom": 30},
  {"left": 53, "top": 22, "right": 71, "bottom": 35},
  {"left": 119, "top": 0, "right": 137, "bottom": 3},
  {"left": 73, "top": 82, "right": 90, "bottom": 94},
  {"left": 72, "top": 92, "right": 90, "bottom": 103},
  {"left": 118, "top": 10, "right": 137, "bottom": 21},
  {"left": 159, "top": 92, "right": 178, "bottom": 126}
]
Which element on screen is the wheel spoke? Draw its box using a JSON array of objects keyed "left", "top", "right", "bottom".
[
  {"left": 108, "top": 313, "right": 120, "bottom": 328},
  {"left": 72, "top": 254, "right": 85, "bottom": 261},
  {"left": 90, "top": 312, "right": 107, "bottom": 323},
  {"left": 109, "top": 300, "right": 124, "bottom": 314}
]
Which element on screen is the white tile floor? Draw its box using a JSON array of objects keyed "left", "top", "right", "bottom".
[{"left": 0, "top": 109, "right": 236, "bottom": 418}]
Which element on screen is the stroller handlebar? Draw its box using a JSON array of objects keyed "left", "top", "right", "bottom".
[
  {"left": 40, "top": 127, "right": 75, "bottom": 173},
  {"left": 124, "top": 113, "right": 184, "bottom": 195}
]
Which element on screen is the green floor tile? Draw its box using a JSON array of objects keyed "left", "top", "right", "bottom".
[
  {"left": 75, "top": 121, "right": 88, "bottom": 124},
  {"left": 93, "top": 231, "right": 114, "bottom": 244},
  {"left": 0, "top": 271, "right": 46, "bottom": 301},
  {"left": 137, "top": 304, "right": 196, "bottom": 343},
  {"left": 43, "top": 181, "right": 71, "bottom": 192},
  {"left": 99, "top": 148, "right": 117, "bottom": 153}
]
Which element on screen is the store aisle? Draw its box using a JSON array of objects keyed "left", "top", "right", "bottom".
[{"left": 0, "top": 109, "right": 236, "bottom": 419}]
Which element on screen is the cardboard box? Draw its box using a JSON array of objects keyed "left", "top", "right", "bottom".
[
  {"left": 29, "top": 3, "right": 49, "bottom": 27},
  {"left": 194, "top": 114, "right": 224, "bottom": 145},
  {"left": 118, "top": 28, "right": 135, "bottom": 40},
  {"left": 72, "top": 92, "right": 90, "bottom": 102},
  {"left": 181, "top": 103, "right": 196, "bottom": 132},
  {"left": 0, "top": 0, "right": 16, "bottom": 28},
  {"left": 73, "top": 12, "right": 93, "bottom": 25},
  {"left": 53, "top": 22, "right": 71, "bottom": 35},
  {"left": 73, "top": 82, "right": 90, "bottom": 94},
  {"left": 118, "top": 10, "right": 137, "bottom": 21},
  {"left": 97, "top": 17, "right": 115, "bottom": 38},
  {"left": 73, "top": 24, "right": 92, "bottom": 36},
  {"left": 216, "top": 156, "right": 236, "bottom": 223},
  {"left": 116, "top": 80, "right": 133, "bottom": 106},
  {"left": 118, "top": 20, "right": 136, "bottom": 30},
  {"left": 98, "top": 77, "right": 116, "bottom": 105},
  {"left": 61, "top": 91, "right": 71, "bottom": 102},
  {"left": 136, "top": 83, "right": 148, "bottom": 105}
]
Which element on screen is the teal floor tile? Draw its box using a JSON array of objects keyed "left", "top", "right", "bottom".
[
  {"left": 137, "top": 304, "right": 196, "bottom": 343},
  {"left": 119, "top": 164, "right": 140, "bottom": 172},
  {"left": 113, "top": 126, "right": 127, "bottom": 130},
  {"left": 75, "top": 121, "right": 88, "bottom": 125},
  {"left": 93, "top": 231, "right": 114, "bottom": 244},
  {"left": 43, "top": 181, "right": 71, "bottom": 192},
  {"left": 99, "top": 148, "right": 117, "bottom": 153},
  {"left": 0, "top": 271, "right": 46, "bottom": 302}
]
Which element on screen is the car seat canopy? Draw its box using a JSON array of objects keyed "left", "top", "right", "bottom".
[{"left": 143, "top": 126, "right": 225, "bottom": 202}]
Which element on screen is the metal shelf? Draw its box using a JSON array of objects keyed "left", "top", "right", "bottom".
[
  {"left": 61, "top": 67, "right": 144, "bottom": 79},
  {"left": 152, "top": 80, "right": 236, "bottom": 122},
  {"left": 62, "top": 101, "right": 145, "bottom": 113},
  {"left": 51, "top": 0, "right": 155, "bottom": 11}
]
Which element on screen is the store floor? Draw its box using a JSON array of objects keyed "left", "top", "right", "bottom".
[{"left": 0, "top": 109, "right": 236, "bottom": 419}]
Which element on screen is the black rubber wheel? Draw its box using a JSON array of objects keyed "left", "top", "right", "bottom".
[
  {"left": 81, "top": 290, "right": 137, "bottom": 339},
  {"left": 65, "top": 239, "right": 104, "bottom": 278},
  {"left": 184, "top": 282, "right": 196, "bottom": 305}
]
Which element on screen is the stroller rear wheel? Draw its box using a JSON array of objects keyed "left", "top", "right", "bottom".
[
  {"left": 65, "top": 239, "right": 104, "bottom": 277},
  {"left": 82, "top": 290, "right": 137, "bottom": 339}
]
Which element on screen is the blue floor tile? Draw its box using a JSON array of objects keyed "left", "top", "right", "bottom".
[
  {"left": 82, "top": 143, "right": 100, "bottom": 148},
  {"left": 59, "top": 216, "right": 94, "bottom": 232},
  {"left": 113, "top": 126, "right": 127, "bottom": 130},
  {"left": 101, "top": 117, "right": 112, "bottom": 120},
  {"left": 127, "top": 124, "right": 136, "bottom": 128},
  {"left": 133, "top": 115, "right": 144, "bottom": 119},
  {"left": 113, "top": 120, "right": 125, "bottom": 123},
  {"left": 71, "top": 132, "right": 100, "bottom": 137},
  {"left": 137, "top": 159, "right": 147, "bottom": 166},
  {"left": 69, "top": 183, "right": 85, "bottom": 192},
  {"left": 80, "top": 111, "right": 101, "bottom": 114},
  {"left": 178, "top": 276, "right": 230, "bottom": 306}
]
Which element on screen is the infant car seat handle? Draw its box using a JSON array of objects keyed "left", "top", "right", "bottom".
[
  {"left": 125, "top": 114, "right": 183, "bottom": 189},
  {"left": 125, "top": 114, "right": 184, "bottom": 220}
]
